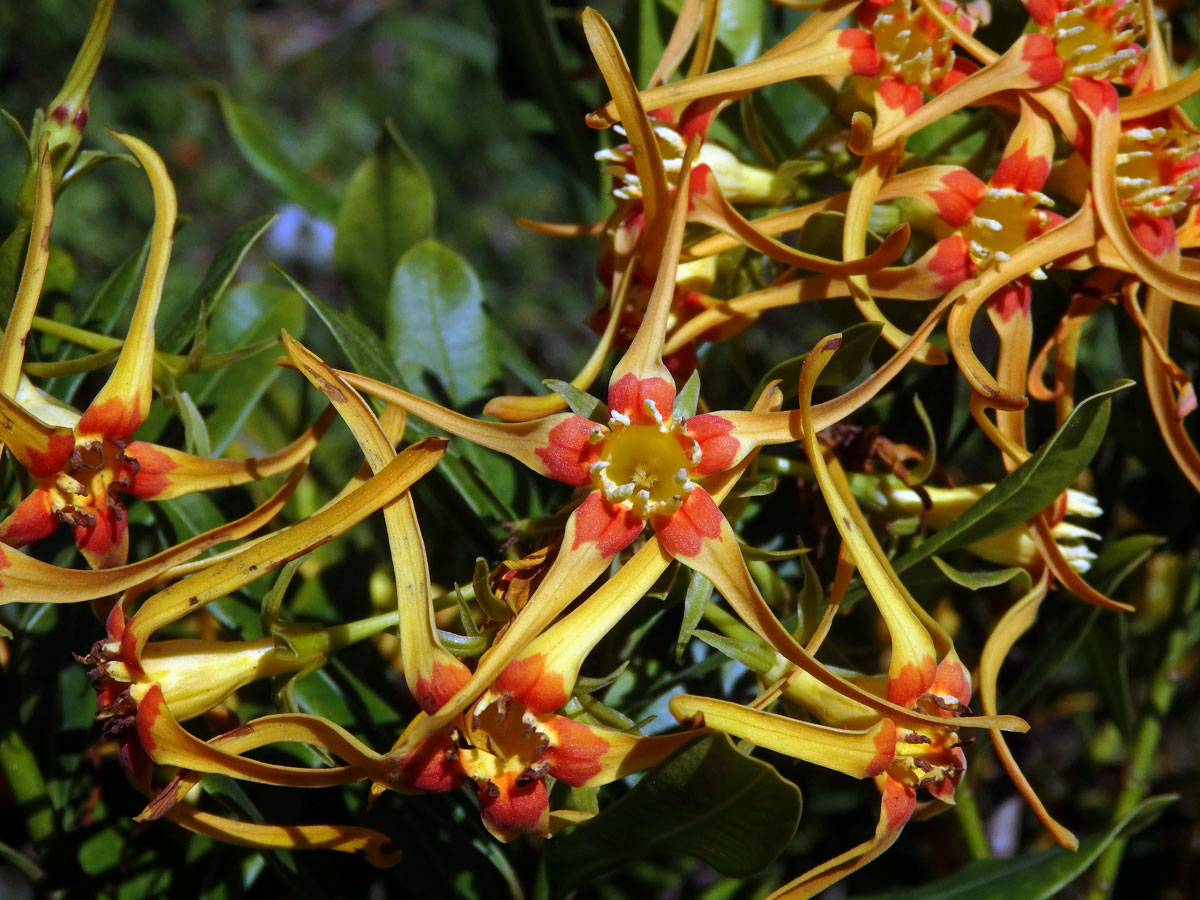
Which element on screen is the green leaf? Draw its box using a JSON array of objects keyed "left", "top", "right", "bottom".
[
  {"left": 888, "top": 381, "right": 1133, "bottom": 577},
  {"left": 692, "top": 629, "right": 776, "bottom": 673},
  {"left": 282, "top": 267, "right": 515, "bottom": 527},
  {"left": 674, "top": 370, "right": 702, "bottom": 420},
  {"left": 543, "top": 734, "right": 801, "bottom": 897},
  {"left": 163, "top": 214, "right": 277, "bottom": 353},
  {"left": 749, "top": 321, "right": 883, "bottom": 406},
  {"left": 206, "top": 85, "right": 338, "bottom": 221},
  {"left": 931, "top": 556, "right": 1031, "bottom": 592},
  {"left": 908, "top": 394, "right": 937, "bottom": 484},
  {"left": 334, "top": 121, "right": 434, "bottom": 327},
  {"left": 181, "top": 284, "right": 305, "bottom": 455},
  {"left": 1082, "top": 611, "right": 1135, "bottom": 744},
  {"left": 714, "top": 0, "right": 764, "bottom": 64},
  {"left": 278, "top": 265, "right": 401, "bottom": 384},
  {"left": 845, "top": 795, "right": 1176, "bottom": 900},
  {"left": 58, "top": 149, "right": 136, "bottom": 192},
  {"left": 678, "top": 570, "right": 714, "bottom": 661},
  {"left": 387, "top": 239, "right": 500, "bottom": 406},
  {"left": 544, "top": 379, "right": 606, "bottom": 421}
]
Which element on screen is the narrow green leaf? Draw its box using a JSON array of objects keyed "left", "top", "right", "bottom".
[
  {"left": 58, "top": 149, "right": 136, "bottom": 192},
  {"left": 388, "top": 239, "right": 500, "bottom": 406},
  {"left": 908, "top": 394, "right": 937, "bottom": 484},
  {"left": 543, "top": 733, "right": 800, "bottom": 897},
  {"left": 206, "top": 85, "right": 338, "bottom": 221},
  {"left": 163, "top": 214, "right": 277, "bottom": 353},
  {"left": 931, "top": 556, "right": 1031, "bottom": 592},
  {"left": 845, "top": 795, "right": 1176, "bottom": 900},
  {"left": 334, "top": 121, "right": 434, "bottom": 326},
  {"left": 795, "top": 541, "right": 823, "bottom": 644},
  {"left": 1082, "top": 611, "right": 1136, "bottom": 743},
  {"left": 181, "top": 284, "right": 305, "bottom": 455},
  {"left": 888, "top": 381, "right": 1133, "bottom": 576},
  {"left": 544, "top": 378, "right": 606, "bottom": 421},
  {"left": 277, "top": 265, "right": 401, "bottom": 384},
  {"left": 172, "top": 387, "right": 213, "bottom": 458},
  {"left": 692, "top": 629, "right": 776, "bottom": 673},
  {"left": 674, "top": 371, "right": 702, "bottom": 420},
  {"left": 678, "top": 570, "right": 714, "bottom": 661}
]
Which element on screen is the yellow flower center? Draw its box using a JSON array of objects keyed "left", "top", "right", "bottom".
[
  {"left": 47, "top": 438, "right": 135, "bottom": 528},
  {"left": 869, "top": 0, "right": 957, "bottom": 89},
  {"left": 965, "top": 188, "right": 1056, "bottom": 276},
  {"left": 590, "top": 407, "right": 699, "bottom": 518},
  {"left": 459, "top": 694, "right": 551, "bottom": 787},
  {"left": 888, "top": 691, "right": 965, "bottom": 792},
  {"left": 1048, "top": 0, "right": 1142, "bottom": 80}
]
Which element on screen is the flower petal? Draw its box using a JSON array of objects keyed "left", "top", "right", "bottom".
[
  {"left": 133, "top": 684, "right": 367, "bottom": 786},
  {"left": 119, "top": 438, "right": 447, "bottom": 668},
  {"left": 0, "top": 140, "right": 54, "bottom": 395},
  {"left": 770, "top": 777, "right": 915, "bottom": 900},
  {"left": 670, "top": 694, "right": 895, "bottom": 779},
  {"left": 0, "top": 490, "right": 57, "bottom": 548},
  {"left": 586, "top": 30, "right": 878, "bottom": 129},
  {"left": 978, "top": 569, "right": 1079, "bottom": 850},
  {"left": 0, "top": 461, "right": 307, "bottom": 605},
  {"left": 544, "top": 715, "right": 701, "bottom": 788},
  {"left": 0, "top": 388, "right": 76, "bottom": 477},
  {"left": 334, "top": 370, "right": 591, "bottom": 484},
  {"left": 78, "top": 132, "right": 177, "bottom": 440},
  {"left": 283, "top": 334, "right": 472, "bottom": 712},
  {"left": 123, "top": 406, "right": 335, "bottom": 500}
]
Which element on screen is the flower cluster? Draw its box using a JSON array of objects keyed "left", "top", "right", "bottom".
[{"left": 1, "top": 2, "right": 1197, "bottom": 898}]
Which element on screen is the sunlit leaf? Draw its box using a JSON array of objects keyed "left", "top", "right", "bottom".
[
  {"left": 388, "top": 239, "right": 500, "bottom": 406},
  {"left": 334, "top": 120, "right": 434, "bottom": 328}
]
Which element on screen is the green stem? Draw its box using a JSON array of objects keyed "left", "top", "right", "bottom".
[
  {"left": 758, "top": 455, "right": 814, "bottom": 479},
  {"left": 31, "top": 314, "right": 122, "bottom": 352},
  {"left": 1086, "top": 563, "right": 1200, "bottom": 900},
  {"left": 953, "top": 773, "right": 991, "bottom": 861}
]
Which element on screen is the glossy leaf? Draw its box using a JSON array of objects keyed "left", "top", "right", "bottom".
[
  {"left": 542, "top": 733, "right": 801, "bottom": 897},
  {"left": 180, "top": 283, "right": 305, "bottom": 455},
  {"left": 334, "top": 121, "right": 434, "bottom": 327},
  {"left": 844, "top": 795, "right": 1175, "bottom": 900},
  {"left": 162, "top": 214, "right": 277, "bottom": 353},
  {"left": 932, "top": 556, "right": 1031, "bottom": 592},
  {"left": 889, "top": 381, "right": 1134, "bottom": 576},
  {"left": 281, "top": 265, "right": 514, "bottom": 524},
  {"left": 387, "top": 239, "right": 500, "bottom": 406},
  {"left": 278, "top": 265, "right": 402, "bottom": 384},
  {"left": 207, "top": 85, "right": 338, "bottom": 221}
]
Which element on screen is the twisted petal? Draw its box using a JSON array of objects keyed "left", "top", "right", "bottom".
[
  {"left": 978, "top": 568, "right": 1079, "bottom": 849},
  {"left": 77, "top": 132, "right": 176, "bottom": 440},
  {"left": 670, "top": 694, "right": 895, "bottom": 779},
  {"left": 0, "top": 461, "right": 307, "bottom": 604},
  {"left": 282, "top": 334, "right": 470, "bottom": 713}
]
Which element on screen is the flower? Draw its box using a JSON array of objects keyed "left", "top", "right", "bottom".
[
  {"left": 79, "top": 410, "right": 447, "bottom": 864},
  {"left": 0, "top": 133, "right": 328, "bottom": 569},
  {"left": 283, "top": 335, "right": 697, "bottom": 840},
  {"left": 666, "top": 335, "right": 1033, "bottom": 898}
]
